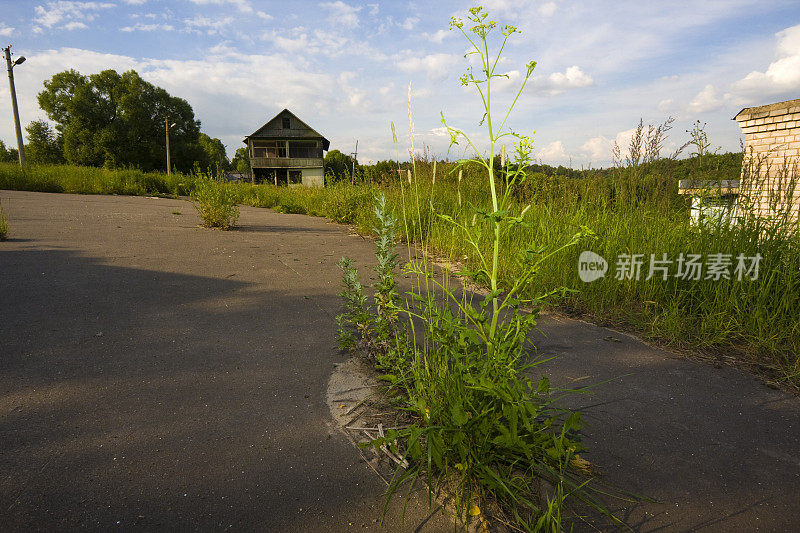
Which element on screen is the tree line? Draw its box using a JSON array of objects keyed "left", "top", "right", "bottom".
[
  {"left": 0, "top": 68, "right": 239, "bottom": 175},
  {"left": 322, "top": 149, "right": 743, "bottom": 186}
]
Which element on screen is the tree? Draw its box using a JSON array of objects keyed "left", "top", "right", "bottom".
[
  {"left": 37, "top": 68, "right": 202, "bottom": 172},
  {"left": 25, "top": 120, "right": 64, "bottom": 164},
  {"left": 324, "top": 149, "right": 357, "bottom": 183},
  {"left": 0, "top": 140, "right": 17, "bottom": 163},
  {"left": 197, "top": 133, "right": 230, "bottom": 176},
  {"left": 230, "top": 147, "right": 251, "bottom": 176}
]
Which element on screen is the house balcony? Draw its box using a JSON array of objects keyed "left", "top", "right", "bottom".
[{"left": 250, "top": 157, "right": 322, "bottom": 169}]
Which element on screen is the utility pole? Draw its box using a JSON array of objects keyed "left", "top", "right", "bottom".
[
  {"left": 350, "top": 139, "right": 358, "bottom": 184},
  {"left": 3, "top": 45, "right": 26, "bottom": 166},
  {"left": 165, "top": 117, "right": 175, "bottom": 175}
]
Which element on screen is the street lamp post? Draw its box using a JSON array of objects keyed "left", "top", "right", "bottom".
[
  {"left": 3, "top": 45, "right": 26, "bottom": 166},
  {"left": 165, "top": 117, "right": 176, "bottom": 175}
]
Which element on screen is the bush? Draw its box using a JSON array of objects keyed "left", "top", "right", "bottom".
[{"left": 191, "top": 175, "right": 240, "bottom": 229}]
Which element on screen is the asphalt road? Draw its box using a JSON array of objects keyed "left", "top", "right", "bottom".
[
  {"left": 0, "top": 191, "right": 449, "bottom": 532},
  {"left": 532, "top": 316, "right": 800, "bottom": 532},
  {"left": 1, "top": 190, "right": 799, "bottom": 532}
]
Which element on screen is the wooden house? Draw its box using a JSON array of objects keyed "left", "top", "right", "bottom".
[{"left": 243, "top": 109, "right": 330, "bottom": 186}]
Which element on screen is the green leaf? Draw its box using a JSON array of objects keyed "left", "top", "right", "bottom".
[{"left": 451, "top": 400, "right": 469, "bottom": 427}]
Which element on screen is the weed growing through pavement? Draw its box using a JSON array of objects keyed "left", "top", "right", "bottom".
[
  {"left": 336, "top": 7, "right": 622, "bottom": 530},
  {"left": 191, "top": 174, "right": 240, "bottom": 229},
  {"left": 0, "top": 199, "right": 7, "bottom": 240}
]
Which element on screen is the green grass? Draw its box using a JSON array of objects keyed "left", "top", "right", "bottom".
[
  {"left": 0, "top": 199, "right": 7, "bottom": 240},
  {"left": 0, "top": 161, "right": 194, "bottom": 197},
  {"left": 1, "top": 158, "right": 798, "bottom": 386},
  {"left": 237, "top": 161, "right": 800, "bottom": 387}
]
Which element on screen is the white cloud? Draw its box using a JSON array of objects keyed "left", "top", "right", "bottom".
[
  {"left": 581, "top": 135, "right": 612, "bottom": 162},
  {"left": 394, "top": 52, "right": 460, "bottom": 81},
  {"left": 479, "top": 0, "right": 527, "bottom": 17},
  {"left": 33, "top": 1, "right": 114, "bottom": 32},
  {"left": 265, "top": 27, "right": 385, "bottom": 61},
  {"left": 423, "top": 29, "right": 451, "bottom": 44},
  {"left": 731, "top": 24, "right": 800, "bottom": 99},
  {"left": 658, "top": 98, "right": 674, "bottom": 113},
  {"left": 125, "top": 0, "right": 148, "bottom": 4},
  {"left": 688, "top": 84, "right": 723, "bottom": 113},
  {"left": 490, "top": 69, "right": 524, "bottom": 94},
  {"left": 184, "top": 16, "right": 234, "bottom": 35},
  {"left": 400, "top": 17, "right": 419, "bottom": 30},
  {"left": 536, "top": 65, "right": 594, "bottom": 95},
  {"left": 256, "top": 11, "right": 273, "bottom": 21},
  {"left": 187, "top": 0, "right": 253, "bottom": 13},
  {"left": 411, "top": 87, "right": 432, "bottom": 99},
  {"left": 337, "top": 71, "right": 366, "bottom": 108},
  {"left": 537, "top": 140, "right": 567, "bottom": 162},
  {"left": 378, "top": 82, "right": 394, "bottom": 96},
  {"left": 611, "top": 128, "right": 637, "bottom": 161},
  {"left": 121, "top": 22, "right": 174, "bottom": 32},
  {"left": 62, "top": 21, "right": 88, "bottom": 30},
  {"left": 538, "top": 2, "right": 557, "bottom": 17},
  {"left": 320, "top": 1, "right": 361, "bottom": 28},
  {"left": 0, "top": 23, "right": 14, "bottom": 37}
]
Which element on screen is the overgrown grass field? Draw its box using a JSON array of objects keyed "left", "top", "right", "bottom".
[{"left": 2, "top": 157, "right": 798, "bottom": 385}]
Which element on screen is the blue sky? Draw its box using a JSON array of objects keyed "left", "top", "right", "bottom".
[{"left": 1, "top": 0, "right": 799, "bottom": 167}]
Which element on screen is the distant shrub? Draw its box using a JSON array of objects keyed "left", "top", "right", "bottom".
[{"left": 191, "top": 175, "right": 240, "bottom": 229}]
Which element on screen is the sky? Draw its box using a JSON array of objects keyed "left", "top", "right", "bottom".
[{"left": 1, "top": 0, "right": 799, "bottom": 167}]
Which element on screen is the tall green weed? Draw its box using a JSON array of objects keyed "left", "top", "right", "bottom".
[
  {"left": 191, "top": 175, "right": 240, "bottom": 229},
  {"left": 336, "top": 8, "right": 620, "bottom": 530}
]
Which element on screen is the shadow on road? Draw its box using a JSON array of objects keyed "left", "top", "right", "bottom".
[{"left": 0, "top": 247, "right": 427, "bottom": 531}]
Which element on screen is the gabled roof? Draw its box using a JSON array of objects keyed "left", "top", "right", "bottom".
[{"left": 243, "top": 109, "right": 330, "bottom": 151}]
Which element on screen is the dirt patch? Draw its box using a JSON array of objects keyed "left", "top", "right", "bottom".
[{"left": 326, "top": 357, "right": 381, "bottom": 429}]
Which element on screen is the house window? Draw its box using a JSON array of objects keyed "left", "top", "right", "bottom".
[
  {"left": 289, "top": 141, "right": 321, "bottom": 159},
  {"left": 252, "top": 140, "right": 286, "bottom": 158},
  {"left": 288, "top": 170, "right": 302, "bottom": 184},
  {"left": 282, "top": 117, "right": 291, "bottom": 129}
]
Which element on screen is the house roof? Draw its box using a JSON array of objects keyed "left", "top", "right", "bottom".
[
  {"left": 733, "top": 98, "right": 800, "bottom": 122},
  {"left": 243, "top": 109, "right": 330, "bottom": 151},
  {"left": 677, "top": 179, "right": 740, "bottom": 195}
]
